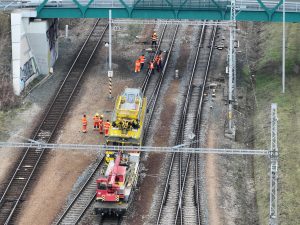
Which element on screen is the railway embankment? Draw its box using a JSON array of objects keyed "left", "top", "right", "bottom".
[{"left": 242, "top": 22, "right": 300, "bottom": 225}]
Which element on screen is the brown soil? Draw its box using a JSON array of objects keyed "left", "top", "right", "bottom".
[
  {"left": 0, "top": 12, "right": 19, "bottom": 109},
  {"left": 124, "top": 80, "right": 181, "bottom": 225},
  {"left": 0, "top": 103, "right": 42, "bottom": 192},
  {"left": 122, "top": 25, "right": 196, "bottom": 225},
  {"left": 16, "top": 151, "right": 93, "bottom": 225},
  {"left": 205, "top": 126, "right": 221, "bottom": 225},
  {"left": 12, "top": 19, "right": 99, "bottom": 225},
  {"left": 14, "top": 21, "right": 152, "bottom": 224},
  {"left": 2, "top": 18, "right": 260, "bottom": 225}
]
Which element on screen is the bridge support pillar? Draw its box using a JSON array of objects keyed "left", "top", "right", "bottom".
[{"left": 11, "top": 9, "right": 58, "bottom": 95}]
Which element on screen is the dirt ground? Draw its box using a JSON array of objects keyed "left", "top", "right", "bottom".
[
  {"left": 14, "top": 21, "right": 155, "bottom": 224},
  {"left": 206, "top": 126, "right": 221, "bottom": 225},
  {"left": 16, "top": 151, "right": 94, "bottom": 225},
  {"left": 123, "top": 79, "right": 182, "bottom": 225},
  {"left": 1, "top": 18, "right": 261, "bottom": 225}
]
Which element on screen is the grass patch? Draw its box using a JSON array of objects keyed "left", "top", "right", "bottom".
[
  {"left": 0, "top": 101, "right": 32, "bottom": 141},
  {"left": 258, "top": 23, "right": 300, "bottom": 73},
  {"left": 252, "top": 22, "right": 300, "bottom": 225},
  {"left": 0, "top": 12, "right": 20, "bottom": 110}
]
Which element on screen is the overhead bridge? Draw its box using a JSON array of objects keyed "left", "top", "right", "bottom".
[{"left": 1, "top": 0, "right": 300, "bottom": 22}]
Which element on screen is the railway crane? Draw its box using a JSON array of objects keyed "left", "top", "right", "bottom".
[{"left": 95, "top": 151, "right": 139, "bottom": 215}]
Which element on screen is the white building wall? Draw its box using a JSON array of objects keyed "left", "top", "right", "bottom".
[
  {"left": 11, "top": 12, "right": 24, "bottom": 95},
  {"left": 11, "top": 10, "right": 58, "bottom": 95},
  {"left": 27, "top": 20, "right": 49, "bottom": 74}
]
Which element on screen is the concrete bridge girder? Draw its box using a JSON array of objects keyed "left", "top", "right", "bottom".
[{"left": 11, "top": 9, "right": 58, "bottom": 95}]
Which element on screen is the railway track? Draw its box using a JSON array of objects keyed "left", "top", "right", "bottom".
[
  {"left": 141, "top": 24, "right": 167, "bottom": 95},
  {"left": 99, "top": 215, "right": 121, "bottom": 225},
  {"left": 156, "top": 23, "right": 217, "bottom": 225},
  {"left": 0, "top": 19, "right": 108, "bottom": 225},
  {"left": 53, "top": 156, "right": 104, "bottom": 225},
  {"left": 59, "top": 24, "right": 182, "bottom": 225},
  {"left": 143, "top": 24, "right": 179, "bottom": 139},
  {"left": 176, "top": 25, "right": 217, "bottom": 225}
]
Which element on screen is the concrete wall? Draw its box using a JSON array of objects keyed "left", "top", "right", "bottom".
[{"left": 11, "top": 9, "right": 58, "bottom": 95}]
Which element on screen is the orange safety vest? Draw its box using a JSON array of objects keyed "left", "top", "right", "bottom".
[
  {"left": 93, "top": 116, "right": 100, "bottom": 123},
  {"left": 104, "top": 122, "right": 111, "bottom": 129},
  {"left": 155, "top": 55, "right": 161, "bottom": 64},
  {"left": 135, "top": 60, "right": 141, "bottom": 67},
  {"left": 82, "top": 117, "right": 87, "bottom": 125},
  {"left": 139, "top": 55, "right": 145, "bottom": 63}
]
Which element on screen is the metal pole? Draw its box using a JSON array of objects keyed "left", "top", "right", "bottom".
[
  {"left": 106, "top": 45, "right": 108, "bottom": 70},
  {"left": 233, "top": 25, "right": 237, "bottom": 102},
  {"left": 109, "top": 77, "right": 112, "bottom": 98},
  {"left": 108, "top": 10, "right": 113, "bottom": 99},
  {"left": 228, "top": 0, "right": 236, "bottom": 133},
  {"left": 282, "top": 0, "right": 286, "bottom": 93},
  {"left": 269, "top": 103, "right": 278, "bottom": 225},
  {"left": 65, "top": 25, "right": 68, "bottom": 38},
  {"left": 109, "top": 10, "right": 112, "bottom": 70}
]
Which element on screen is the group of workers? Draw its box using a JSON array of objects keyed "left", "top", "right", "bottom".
[
  {"left": 135, "top": 52, "right": 162, "bottom": 74},
  {"left": 81, "top": 113, "right": 111, "bottom": 136},
  {"left": 134, "top": 32, "right": 163, "bottom": 74},
  {"left": 82, "top": 31, "right": 161, "bottom": 135}
]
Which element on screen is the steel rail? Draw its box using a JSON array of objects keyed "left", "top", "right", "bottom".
[
  {"left": 0, "top": 19, "right": 101, "bottom": 206},
  {"left": 55, "top": 157, "right": 104, "bottom": 224},
  {"left": 99, "top": 215, "right": 122, "bottom": 225},
  {"left": 155, "top": 23, "right": 207, "bottom": 225},
  {"left": 174, "top": 24, "right": 217, "bottom": 225},
  {"left": 194, "top": 25, "right": 217, "bottom": 225},
  {"left": 140, "top": 24, "right": 167, "bottom": 94},
  {"left": 55, "top": 23, "right": 178, "bottom": 225},
  {"left": 176, "top": 25, "right": 207, "bottom": 223},
  {"left": 0, "top": 19, "right": 108, "bottom": 224},
  {"left": 143, "top": 24, "right": 179, "bottom": 141}
]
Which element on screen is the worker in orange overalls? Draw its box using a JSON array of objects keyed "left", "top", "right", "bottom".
[
  {"left": 93, "top": 113, "right": 100, "bottom": 130},
  {"left": 139, "top": 55, "right": 145, "bottom": 70},
  {"left": 155, "top": 54, "right": 161, "bottom": 72},
  {"left": 149, "top": 60, "right": 155, "bottom": 75},
  {"left": 151, "top": 32, "right": 158, "bottom": 48},
  {"left": 99, "top": 114, "right": 104, "bottom": 134},
  {"left": 104, "top": 120, "right": 111, "bottom": 136},
  {"left": 82, "top": 114, "right": 87, "bottom": 133},
  {"left": 135, "top": 59, "right": 141, "bottom": 73}
]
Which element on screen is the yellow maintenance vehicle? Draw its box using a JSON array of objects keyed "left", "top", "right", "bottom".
[{"left": 106, "top": 88, "right": 147, "bottom": 146}]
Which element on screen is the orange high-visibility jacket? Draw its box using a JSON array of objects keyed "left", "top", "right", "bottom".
[
  {"left": 139, "top": 55, "right": 145, "bottom": 63},
  {"left": 155, "top": 55, "right": 161, "bottom": 64},
  {"left": 93, "top": 116, "right": 100, "bottom": 123},
  {"left": 82, "top": 117, "right": 87, "bottom": 125},
  {"left": 135, "top": 60, "right": 141, "bottom": 67},
  {"left": 104, "top": 122, "right": 111, "bottom": 129}
]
